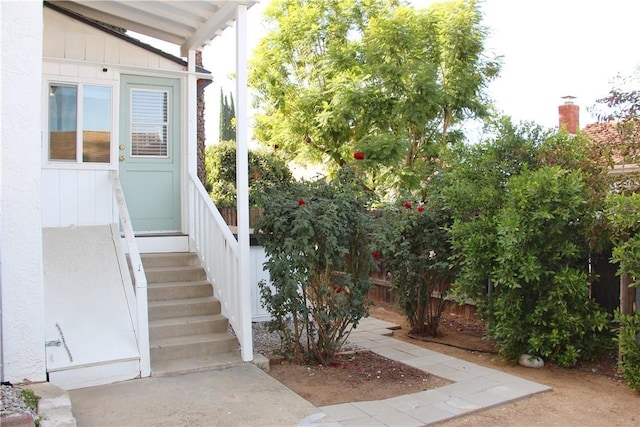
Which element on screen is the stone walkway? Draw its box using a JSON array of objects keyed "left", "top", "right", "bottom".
[{"left": 319, "top": 317, "right": 551, "bottom": 426}]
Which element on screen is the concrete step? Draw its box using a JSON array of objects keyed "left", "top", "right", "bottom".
[
  {"left": 148, "top": 296, "right": 221, "bottom": 321},
  {"left": 149, "top": 314, "right": 228, "bottom": 340},
  {"left": 148, "top": 280, "right": 213, "bottom": 301},
  {"left": 145, "top": 265, "right": 207, "bottom": 284},
  {"left": 150, "top": 333, "right": 239, "bottom": 362},
  {"left": 150, "top": 352, "right": 243, "bottom": 377},
  {"left": 141, "top": 252, "right": 201, "bottom": 268}
]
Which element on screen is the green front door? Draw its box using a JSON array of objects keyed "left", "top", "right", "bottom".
[{"left": 119, "top": 75, "right": 181, "bottom": 233}]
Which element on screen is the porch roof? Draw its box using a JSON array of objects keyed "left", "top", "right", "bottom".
[{"left": 45, "top": 0, "right": 258, "bottom": 56}]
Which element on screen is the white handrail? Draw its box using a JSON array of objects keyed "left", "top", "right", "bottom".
[
  {"left": 109, "top": 170, "right": 150, "bottom": 377},
  {"left": 187, "top": 172, "right": 253, "bottom": 361}
]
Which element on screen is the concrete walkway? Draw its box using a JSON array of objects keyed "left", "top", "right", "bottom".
[
  {"left": 320, "top": 318, "right": 551, "bottom": 426},
  {"left": 32, "top": 317, "right": 550, "bottom": 426}
]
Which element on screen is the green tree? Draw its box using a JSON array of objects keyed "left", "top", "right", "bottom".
[
  {"left": 219, "top": 89, "right": 236, "bottom": 142},
  {"left": 249, "top": 0, "right": 499, "bottom": 199},
  {"left": 205, "top": 141, "right": 293, "bottom": 207}
]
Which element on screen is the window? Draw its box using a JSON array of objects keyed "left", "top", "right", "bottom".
[
  {"left": 130, "top": 89, "right": 169, "bottom": 157},
  {"left": 48, "top": 83, "right": 112, "bottom": 163}
]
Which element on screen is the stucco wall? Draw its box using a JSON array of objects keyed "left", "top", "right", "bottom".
[{"left": 1, "top": 1, "right": 47, "bottom": 383}]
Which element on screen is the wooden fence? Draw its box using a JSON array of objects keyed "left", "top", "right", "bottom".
[{"left": 220, "top": 208, "right": 478, "bottom": 319}]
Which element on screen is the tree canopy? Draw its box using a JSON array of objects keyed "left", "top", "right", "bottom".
[{"left": 249, "top": 0, "right": 500, "bottom": 199}]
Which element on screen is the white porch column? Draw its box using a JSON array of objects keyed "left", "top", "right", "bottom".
[
  {"left": 235, "top": 4, "right": 253, "bottom": 361},
  {"left": 0, "top": 1, "right": 46, "bottom": 383}
]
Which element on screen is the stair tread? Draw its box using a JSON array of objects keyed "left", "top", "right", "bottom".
[
  {"left": 150, "top": 332, "right": 236, "bottom": 347},
  {"left": 148, "top": 296, "right": 219, "bottom": 307},
  {"left": 149, "top": 314, "right": 226, "bottom": 327},
  {"left": 142, "top": 252, "right": 196, "bottom": 258},
  {"left": 148, "top": 280, "right": 211, "bottom": 288},
  {"left": 145, "top": 265, "right": 204, "bottom": 272},
  {"left": 151, "top": 353, "right": 242, "bottom": 377}
]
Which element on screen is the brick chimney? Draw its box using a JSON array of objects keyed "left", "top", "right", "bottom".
[{"left": 558, "top": 96, "right": 579, "bottom": 134}]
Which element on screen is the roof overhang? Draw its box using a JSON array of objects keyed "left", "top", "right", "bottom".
[{"left": 46, "top": 0, "right": 258, "bottom": 57}]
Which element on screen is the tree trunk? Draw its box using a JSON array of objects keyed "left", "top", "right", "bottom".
[{"left": 196, "top": 50, "right": 207, "bottom": 186}]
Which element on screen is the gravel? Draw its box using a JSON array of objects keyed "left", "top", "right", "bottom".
[
  {"left": 251, "top": 321, "right": 361, "bottom": 356},
  {"left": 1, "top": 383, "right": 38, "bottom": 421},
  {"left": 252, "top": 321, "right": 284, "bottom": 356}
]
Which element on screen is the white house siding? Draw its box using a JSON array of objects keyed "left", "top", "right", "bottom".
[
  {"left": 0, "top": 1, "right": 47, "bottom": 383},
  {"left": 43, "top": 8, "right": 185, "bottom": 72},
  {"left": 41, "top": 7, "right": 186, "bottom": 228},
  {"left": 41, "top": 170, "right": 116, "bottom": 228}
]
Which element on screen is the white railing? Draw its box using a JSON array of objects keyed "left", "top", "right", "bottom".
[
  {"left": 109, "top": 170, "right": 150, "bottom": 377},
  {"left": 188, "top": 172, "right": 253, "bottom": 360}
]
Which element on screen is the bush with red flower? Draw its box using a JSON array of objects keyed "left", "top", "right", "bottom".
[
  {"left": 255, "top": 167, "right": 374, "bottom": 364},
  {"left": 374, "top": 196, "right": 456, "bottom": 336}
]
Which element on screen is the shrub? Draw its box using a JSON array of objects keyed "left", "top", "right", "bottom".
[
  {"left": 255, "top": 168, "right": 374, "bottom": 364},
  {"left": 614, "top": 309, "right": 640, "bottom": 391},
  {"left": 205, "top": 141, "right": 292, "bottom": 207},
  {"left": 374, "top": 198, "right": 455, "bottom": 336},
  {"left": 489, "top": 166, "right": 609, "bottom": 366}
]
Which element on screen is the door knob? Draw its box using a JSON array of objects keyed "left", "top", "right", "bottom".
[
  {"left": 119, "top": 144, "right": 125, "bottom": 150},
  {"left": 119, "top": 155, "right": 125, "bottom": 162}
]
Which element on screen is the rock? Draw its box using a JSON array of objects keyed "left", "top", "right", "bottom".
[{"left": 518, "top": 354, "right": 544, "bottom": 368}]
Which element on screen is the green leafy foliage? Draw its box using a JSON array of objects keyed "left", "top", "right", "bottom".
[
  {"left": 205, "top": 141, "right": 293, "bottom": 207},
  {"left": 255, "top": 168, "right": 374, "bottom": 364},
  {"left": 443, "top": 117, "right": 546, "bottom": 302},
  {"left": 374, "top": 196, "right": 455, "bottom": 336},
  {"left": 249, "top": 0, "right": 499, "bottom": 199},
  {"left": 488, "top": 167, "right": 609, "bottom": 366},
  {"left": 606, "top": 192, "right": 640, "bottom": 285},
  {"left": 614, "top": 309, "right": 640, "bottom": 391},
  {"left": 441, "top": 118, "right": 611, "bottom": 367}
]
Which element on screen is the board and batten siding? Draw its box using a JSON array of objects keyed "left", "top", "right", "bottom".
[
  {"left": 41, "top": 7, "right": 186, "bottom": 228},
  {"left": 43, "top": 7, "right": 185, "bottom": 74},
  {"left": 41, "top": 170, "right": 116, "bottom": 227}
]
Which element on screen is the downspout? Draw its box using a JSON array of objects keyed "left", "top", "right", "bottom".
[{"left": 235, "top": 4, "right": 253, "bottom": 361}]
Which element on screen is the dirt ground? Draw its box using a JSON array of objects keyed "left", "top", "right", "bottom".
[{"left": 269, "top": 303, "right": 640, "bottom": 426}]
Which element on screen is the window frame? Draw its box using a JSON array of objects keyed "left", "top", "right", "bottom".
[{"left": 43, "top": 77, "right": 117, "bottom": 170}]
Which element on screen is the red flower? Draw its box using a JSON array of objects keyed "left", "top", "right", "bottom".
[
  {"left": 417, "top": 206, "right": 424, "bottom": 212},
  {"left": 372, "top": 250, "right": 381, "bottom": 260},
  {"left": 404, "top": 202, "right": 412, "bottom": 209},
  {"left": 336, "top": 286, "right": 343, "bottom": 293},
  {"left": 353, "top": 151, "right": 365, "bottom": 160},
  {"left": 298, "top": 199, "right": 305, "bottom": 206}
]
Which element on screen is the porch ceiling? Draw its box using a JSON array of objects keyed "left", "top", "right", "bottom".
[{"left": 46, "top": 0, "right": 258, "bottom": 56}]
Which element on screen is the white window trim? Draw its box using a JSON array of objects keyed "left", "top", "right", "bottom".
[{"left": 42, "top": 75, "right": 118, "bottom": 170}]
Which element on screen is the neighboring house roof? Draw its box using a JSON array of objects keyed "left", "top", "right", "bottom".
[
  {"left": 583, "top": 121, "right": 640, "bottom": 175},
  {"left": 44, "top": 1, "right": 212, "bottom": 89}
]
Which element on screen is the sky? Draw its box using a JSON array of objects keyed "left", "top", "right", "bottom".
[{"left": 146, "top": 0, "right": 640, "bottom": 145}]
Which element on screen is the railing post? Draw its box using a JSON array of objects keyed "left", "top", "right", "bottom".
[
  {"left": 235, "top": 3, "right": 253, "bottom": 361},
  {"left": 110, "top": 171, "right": 150, "bottom": 378}
]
